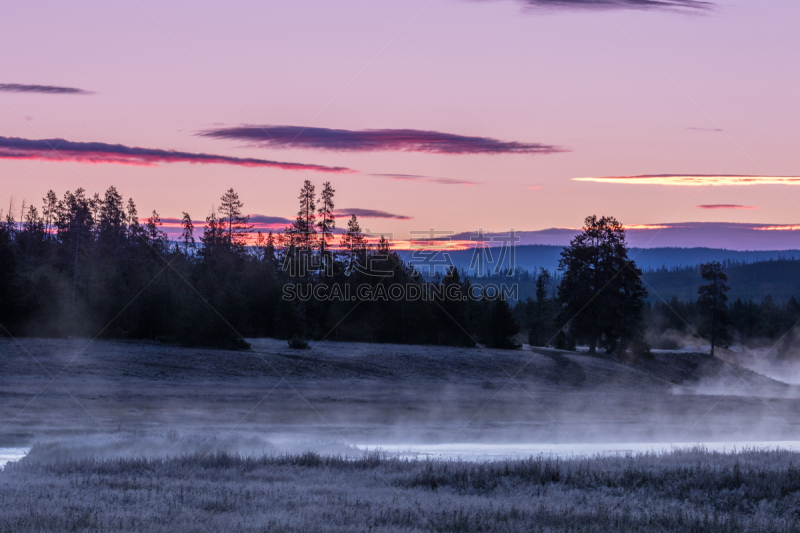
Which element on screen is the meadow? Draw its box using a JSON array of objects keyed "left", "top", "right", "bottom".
[{"left": 4, "top": 447, "right": 800, "bottom": 532}]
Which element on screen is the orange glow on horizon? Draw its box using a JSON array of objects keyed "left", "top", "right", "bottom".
[
  {"left": 573, "top": 175, "right": 800, "bottom": 186},
  {"left": 231, "top": 233, "right": 477, "bottom": 250},
  {"left": 753, "top": 225, "right": 800, "bottom": 231},
  {"left": 622, "top": 224, "right": 671, "bottom": 230}
]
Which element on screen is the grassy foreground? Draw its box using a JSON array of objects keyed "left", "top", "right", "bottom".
[{"left": 3, "top": 448, "right": 800, "bottom": 532}]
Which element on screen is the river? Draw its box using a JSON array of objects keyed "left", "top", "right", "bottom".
[{"left": 356, "top": 441, "right": 800, "bottom": 461}]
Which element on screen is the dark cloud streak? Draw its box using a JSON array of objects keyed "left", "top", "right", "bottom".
[
  {"left": 200, "top": 125, "right": 564, "bottom": 155},
  {"left": 333, "top": 208, "right": 412, "bottom": 220},
  {"left": 162, "top": 214, "right": 294, "bottom": 226},
  {"left": 0, "top": 83, "right": 94, "bottom": 95},
  {"left": 499, "top": 0, "right": 712, "bottom": 10},
  {"left": 0, "top": 136, "right": 352, "bottom": 173},
  {"left": 697, "top": 204, "right": 758, "bottom": 210},
  {"left": 371, "top": 173, "right": 478, "bottom": 186},
  {"left": 249, "top": 215, "right": 295, "bottom": 225}
]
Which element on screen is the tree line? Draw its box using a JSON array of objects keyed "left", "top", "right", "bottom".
[
  {"left": 4, "top": 188, "right": 782, "bottom": 358},
  {"left": 639, "top": 259, "right": 800, "bottom": 304},
  {"left": 0, "top": 182, "right": 521, "bottom": 349}
]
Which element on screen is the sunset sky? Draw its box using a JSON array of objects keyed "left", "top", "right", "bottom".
[{"left": 2, "top": 0, "right": 799, "bottom": 249}]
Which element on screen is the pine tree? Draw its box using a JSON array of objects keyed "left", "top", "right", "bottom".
[
  {"left": 99, "top": 187, "right": 124, "bottom": 229},
  {"left": 90, "top": 193, "right": 101, "bottom": 226},
  {"left": 126, "top": 198, "right": 140, "bottom": 239},
  {"left": 98, "top": 186, "right": 126, "bottom": 251},
  {"left": 340, "top": 214, "right": 366, "bottom": 274},
  {"left": 254, "top": 230, "right": 266, "bottom": 261},
  {"left": 436, "top": 267, "right": 475, "bottom": 347},
  {"left": 317, "top": 181, "right": 335, "bottom": 255},
  {"left": 557, "top": 215, "right": 647, "bottom": 356},
  {"left": 295, "top": 180, "right": 317, "bottom": 250},
  {"left": 0, "top": 221, "right": 19, "bottom": 329},
  {"left": 18, "top": 200, "right": 26, "bottom": 233},
  {"left": 341, "top": 215, "right": 366, "bottom": 248},
  {"left": 528, "top": 269, "right": 554, "bottom": 347},
  {"left": 145, "top": 210, "right": 168, "bottom": 249},
  {"left": 265, "top": 231, "right": 276, "bottom": 264},
  {"left": 482, "top": 294, "right": 521, "bottom": 349},
  {"left": 200, "top": 211, "right": 223, "bottom": 256},
  {"left": 17, "top": 205, "right": 45, "bottom": 265},
  {"left": 42, "top": 190, "right": 58, "bottom": 240},
  {"left": 697, "top": 261, "right": 732, "bottom": 356},
  {"left": 5, "top": 197, "right": 15, "bottom": 223},
  {"left": 55, "top": 189, "right": 95, "bottom": 326},
  {"left": 4, "top": 197, "right": 16, "bottom": 236},
  {"left": 180, "top": 212, "right": 195, "bottom": 254},
  {"left": 218, "top": 188, "right": 252, "bottom": 248},
  {"left": 22, "top": 205, "right": 44, "bottom": 235},
  {"left": 377, "top": 235, "right": 390, "bottom": 256}
]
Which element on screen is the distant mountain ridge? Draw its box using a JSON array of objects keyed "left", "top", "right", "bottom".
[
  {"left": 447, "top": 223, "right": 800, "bottom": 250},
  {"left": 397, "top": 245, "right": 800, "bottom": 275},
  {"left": 396, "top": 246, "right": 800, "bottom": 304}
]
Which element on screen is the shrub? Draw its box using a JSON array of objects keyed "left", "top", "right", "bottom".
[{"left": 288, "top": 335, "right": 309, "bottom": 349}]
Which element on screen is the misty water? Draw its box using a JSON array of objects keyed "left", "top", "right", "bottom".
[
  {"left": 358, "top": 441, "right": 800, "bottom": 461},
  {"left": 12, "top": 442, "right": 800, "bottom": 465},
  {"left": 0, "top": 448, "right": 28, "bottom": 468}
]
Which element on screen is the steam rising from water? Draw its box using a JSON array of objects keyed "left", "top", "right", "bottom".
[
  {"left": 0, "top": 449, "right": 28, "bottom": 468},
  {"left": 358, "top": 442, "right": 800, "bottom": 461}
]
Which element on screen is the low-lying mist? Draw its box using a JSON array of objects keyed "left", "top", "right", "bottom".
[{"left": 4, "top": 337, "right": 800, "bottom": 463}]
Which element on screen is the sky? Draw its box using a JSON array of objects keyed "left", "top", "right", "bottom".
[{"left": 2, "top": 0, "right": 800, "bottom": 249}]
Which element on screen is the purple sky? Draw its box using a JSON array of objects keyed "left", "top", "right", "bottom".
[{"left": 2, "top": 0, "right": 799, "bottom": 249}]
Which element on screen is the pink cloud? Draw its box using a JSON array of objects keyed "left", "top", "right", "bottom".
[
  {"left": 371, "top": 173, "right": 478, "bottom": 186},
  {"left": 697, "top": 204, "right": 758, "bottom": 210},
  {"left": 332, "top": 208, "right": 411, "bottom": 220},
  {"left": 0, "top": 136, "right": 352, "bottom": 173},
  {"left": 200, "top": 125, "right": 566, "bottom": 155}
]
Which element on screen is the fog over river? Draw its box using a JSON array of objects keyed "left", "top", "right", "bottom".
[
  {"left": 0, "top": 449, "right": 28, "bottom": 468},
  {"left": 7, "top": 339, "right": 800, "bottom": 465},
  {"left": 10, "top": 441, "right": 800, "bottom": 467},
  {"left": 357, "top": 441, "right": 800, "bottom": 461}
]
